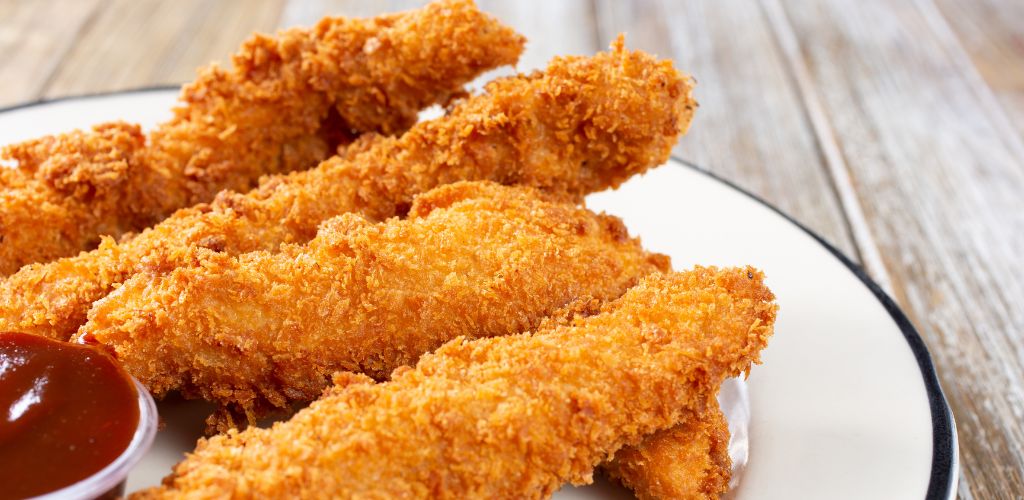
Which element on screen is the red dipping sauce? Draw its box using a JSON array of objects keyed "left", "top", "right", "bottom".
[{"left": 0, "top": 332, "right": 140, "bottom": 499}]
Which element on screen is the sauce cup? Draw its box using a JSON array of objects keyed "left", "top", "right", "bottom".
[{"left": 31, "top": 378, "right": 158, "bottom": 500}]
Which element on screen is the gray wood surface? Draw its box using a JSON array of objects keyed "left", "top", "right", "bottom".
[{"left": 0, "top": 0, "right": 1021, "bottom": 497}]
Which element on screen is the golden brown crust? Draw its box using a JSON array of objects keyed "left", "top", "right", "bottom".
[
  {"left": 540, "top": 293, "right": 733, "bottom": 499},
  {"left": 0, "top": 42, "right": 694, "bottom": 341},
  {"left": 133, "top": 268, "right": 774, "bottom": 499},
  {"left": 604, "top": 402, "right": 732, "bottom": 500},
  {"left": 80, "top": 181, "right": 670, "bottom": 422},
  {"left": 0, "top": 0, "right": 523, "bottom": 274}
]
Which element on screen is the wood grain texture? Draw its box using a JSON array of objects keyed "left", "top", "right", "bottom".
[
  {"left": 759, "top": 0, "right": 892, "bottom": 290},
  {"left": 933, "top": 0, "right": 1024, "bottom": 142},
  {"left": 0, "top": 0, "right": 101, "bottom": 106},
  {"left": 594, "top": 0, "right": 859, "bottom": 259},
  {"left": 773, "top": 0, "right": 1024, "bottom": 497},
  {"left": 42, "top": 0, "right": 284, "bottom": 98},
  {"left": 153, "top": 0, "right": 286, "bottom": 81}
]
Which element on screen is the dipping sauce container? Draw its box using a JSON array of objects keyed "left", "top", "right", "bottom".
[{"left": 0, "top": 332, "right": 156, "bottom": 499}]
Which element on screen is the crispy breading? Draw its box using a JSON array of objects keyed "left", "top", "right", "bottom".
[
  {"left": 0, "top": 0, "right": 523, "bottom": 274},
  {"left": 0, "top": 40, "right": 695, "bottom": 340},
  {"left": 605, "top": 402, "right": 732, "bottom": 500},
  {"left": 540, "top": 296, "right": 734, "bottom": 499},
  {"left": 80, "top": 182, "right": 670, "bottom": 423},
  {"left": 133, "top": 268, "right": 775, "bottom": 499}
]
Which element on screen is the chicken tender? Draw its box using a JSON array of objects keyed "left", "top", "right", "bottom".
[
  {"left": 0, "top": 0, "right": 523, "bottom": 274},
  {"left": 134, "top": 268, "right": 775, "bottom": 499},
  {"left": 605, "top": 403, "right": 732, "bottom": 500},
  {"left": 80, "top": 181, "right": 670, "bottom": 423},
  {"left": 1, "top": 39, "right": 694, "bottom": 340},
  {"left": 540, "top": 296, "right": 734, "bottom": 499}
]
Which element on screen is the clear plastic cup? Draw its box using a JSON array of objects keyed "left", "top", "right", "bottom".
[{"left": 30, "top": 378, "right": 158, "bottom": 500}]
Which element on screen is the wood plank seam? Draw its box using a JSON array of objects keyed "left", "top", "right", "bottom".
[
  {"left": 758, "top": 0, "right": 894, "bottom": 294},
  {"left": 586, "top": 0, "right": 603, "bottom": 54}
]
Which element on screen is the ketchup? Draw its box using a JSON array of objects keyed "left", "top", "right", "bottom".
[{"left": 0, "top": 332, "right": 139, "bottom": 499}]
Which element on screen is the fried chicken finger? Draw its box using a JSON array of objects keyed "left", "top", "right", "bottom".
[
  {"left": 80, "top": 181, "right": 670, "bottom": 423},
  {"left": 605, "top": 402, "right": 732, "bottom": 499},
  {"left": 541, "top": 296, "right": 734, "bottom": 499},
  {"left": 134, "top": 268, "right": 775, "bottom": 499},
  {"left": 0, "top": 0, "right": 522, "bottom": 274},
  {"left": 1, "top": 38, "right": 694, "bottom": 340}
]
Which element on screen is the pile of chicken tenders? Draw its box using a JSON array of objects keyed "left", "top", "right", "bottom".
[{"left": 0, "top": 1, "right": 777, "bottom": 498}]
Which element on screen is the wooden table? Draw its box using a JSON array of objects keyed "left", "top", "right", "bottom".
[{"left": 1, "top": 0, "right": 1021, "bottom": 496}]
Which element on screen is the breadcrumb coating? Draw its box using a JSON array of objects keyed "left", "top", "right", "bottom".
[
  {"left": 80, "top": 181, "right": 670, "bottom": 424},
  {"left": 605, "top": 402, "right": 732, "bottom": 500},
  {"left": 540, "top": 296, "right": 734, "bottom": 499},
  {"left": 0, "top": 0, "right": 523, "bottom": 274},
  {"left": 134, "top": 268, "right": 775, "bottom": 499},
  {"left": 0, "top": 41, "right": 694, "bottom": 341}
]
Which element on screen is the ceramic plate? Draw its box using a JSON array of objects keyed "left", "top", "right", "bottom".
[{"left": 0, "top": 90, "right": 958, "bottom": 499}]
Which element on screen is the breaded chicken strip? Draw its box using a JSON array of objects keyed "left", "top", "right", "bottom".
[
  {"left": 540, "top": 297, "right": 734, "bottom": 499},
  {"left": 0, "top": 0, "right": 523, "bottom": 274},
  {"left": 1, "top": 39, "right": 694, "bottom": 340},
  {"left": 80, "top": 181, "right": 670, "bottom": 423},
  {"left": 605, "top": 403, "right": 732, "bottom": 499},
  {"left": 133, "top": 268, "right": 775, "bottom": 499}
]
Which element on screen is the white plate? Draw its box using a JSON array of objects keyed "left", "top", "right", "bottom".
[{"left": 0, "top": 90, "right": 957, "bottom": 499}]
